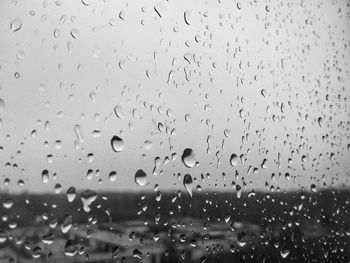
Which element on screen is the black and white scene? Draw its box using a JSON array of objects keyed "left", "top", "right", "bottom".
[{"left": 0, "top": 0, "right": 349, "bottom": 262}]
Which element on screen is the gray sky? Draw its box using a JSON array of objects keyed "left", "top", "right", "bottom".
[{"left": 0, "top": 0, "right": 349, "bottom": 193}]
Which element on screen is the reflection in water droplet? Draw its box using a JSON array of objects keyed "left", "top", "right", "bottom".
[
  {"left": 42, "top": 170, "right": 49, "bottom": 183},
  {"left": 183, "top": 174, "right": 193, "bottom": 197},
  {"left": 280, "top": 249, "right": 290, "bottom": 259},
  {"left": 81, "top": 190, "right": 97, "bottom": 212},
  {"left": 66, "top": 187, "right": 76, "bottom": 202},
  {"left": 181, "top": 148, "right": 196, "bottom": 168},
  {"left": 111, "top": 136, "right": 124, "bottom": 152},
  {"left": 135, "top": 169, "right": 147, "bottom": 186},
  {"left": 64, "top": 240, "right": 79, "bottom": 256},
  {"left": 237, "top": 232, "right": 247, "bottom": 247},
  {"left": 310, "top": 184, "right": 317, "bottom": 193}
]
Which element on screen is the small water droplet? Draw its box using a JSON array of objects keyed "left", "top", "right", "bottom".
[
  {"left": 237, "top": 232, "right": 247, "bottom": 247},
  {"left": 184, "top": 11, "right": 191, "bottom": 25},
  {"left": 310, "top": 184, "right": 317, "bottom": 193},
  {"left": 70, "top": 28, "right": 80, "bottom": 39},
  {"left": 109, "top": 171, "right": 117, "bottom": 182},
  {"left": 230, "top": 154, "right": 238, "bottom": 166},
  {"left": 66, "top": 187, "right": 76, "bottom": 202},
  {"left": 144, "top": 140, "right": 153, "bottom": 150},
  {"left": 42, "top": 170, "right": 49, "bottom": 183},
  {"left": 114, "top": 105, "right": 125, "bottom": 119},
  {"left": 183, "top": 174, "right": 193, "bottom": 197},
  {"left": 10, "top": 18, "right": 23, "bottom": 32}
]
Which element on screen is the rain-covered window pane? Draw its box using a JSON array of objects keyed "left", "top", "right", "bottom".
[{"left": 0, "top": 0, "right": 349, "bottom": 262}]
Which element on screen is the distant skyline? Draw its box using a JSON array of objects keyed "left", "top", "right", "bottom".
[{"left": 0, "top": 0, "right": 349, "bottom": 193}]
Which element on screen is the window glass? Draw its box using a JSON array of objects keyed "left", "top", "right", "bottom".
[{"left": 0, "top": 0, "right": 349, "bottom": 262}]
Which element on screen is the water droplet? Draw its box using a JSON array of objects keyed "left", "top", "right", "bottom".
[
  {"left": 135, "top": 169, "right": 147, "bottom": 186},
  {"left": 317, "top": 117, "right": 323, "bottom": 127},
  {"left": 224, "top": 129, "right": 231, "bottom": 138},
  {"left": 111, "top": 136, "right": 124, "bottom": 152},
  {"left": 64, "top": 240, "right": 79, "bottom": 256},
  {"left": 42, "top": 170, "right": 49, "bottom": 183},
  {"left": 70, "top": 28, "right": 80, "bottom": 39},
  {"left": 10, "top": 18, "right": 23, "bottom": 32},
  {"left": 237, "top": 232, "right": 247, "bottom": 247},
  {"left": 184, "top": 11, "right": 191, "bottom": 25},
  {"left": 81, "top": 190, "right": 97, "bottom": 212},
  {"left": 154, "top": 3, "right": 164, "bottom": 18},
  {"left": 61, "top": 215, "right": 72, "bottom": 233},
  {"left": 310, "top": 184, "right": 317, "bottom": 193},
  {"left": 109, "top": 171, "right": 117, "bottom": 182},
  {"left": 230, "top": 154, "right": 238, "bottom": 166},
  {"left": 144, "top": 140, "right": 153, "bottom": 150},
  {"left": 16, "top": 50, "right": 25, "bottom": 60},
  {"left": 181, "top": 148, "right": 196, "bottom": 168},
  {"left": 74, "top": 124, "right": 84, "bottom": 143},
  {"left": 183, "top": 174, "right": 193, "bottom": 197},
  {"left": 114, "top": 105, "right": 124, "bottom": 119},
  {"left": 66, "top": 187, "right": 76, "bottom": 202},
  {"left": 280, "top": 249, "right": 290, "bottom": 259},
  {"left": 184, "top": 114, "right": 191, "bottom": 122},
  {"left": 2, "top": 199, "right": 13, "bottom": 209}
]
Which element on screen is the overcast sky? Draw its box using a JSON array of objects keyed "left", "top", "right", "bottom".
[{"left": 0, "top": 0, "right": 349, "bottom": 194}]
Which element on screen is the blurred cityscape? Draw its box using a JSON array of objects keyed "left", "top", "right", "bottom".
[{"left": 0, "top": 190, "right": 348, "bottom": 262}]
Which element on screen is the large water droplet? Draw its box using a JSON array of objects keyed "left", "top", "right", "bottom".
[
  {"left": 135, "top": 169, "right": 147, "bottom": 186},
  {"left": 181, "top": 148, "right": 196, "bottom": 168}
]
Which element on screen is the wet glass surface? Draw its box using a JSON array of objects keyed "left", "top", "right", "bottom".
[{"left": 0, "top": 0, "right": 349, "bottom": 262}]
